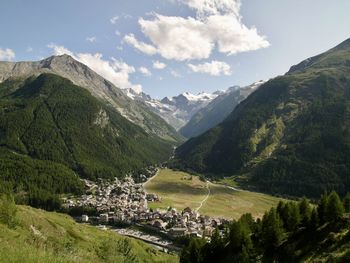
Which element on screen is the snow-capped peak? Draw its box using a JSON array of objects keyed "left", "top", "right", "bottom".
[{"left": 181, "top": 91, "right": 218, "bottom": 102}]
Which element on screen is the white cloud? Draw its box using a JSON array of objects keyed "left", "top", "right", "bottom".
[
  {"left": 139, "top": 66, "right": 152, "bottom": 76},
  {"left": 47, "top": 44, "right": 74, "bottom": 56},
  {"left": 180, "top": 0, "right": 241, "bottom": 17},
  {"left": 47, "top": 44, "right": 142, "bottom": 93},
  {"left": 170, "top": 69, "right": 182, "bottom": 78},
  {"left": 124, "top": 0, "right": 269, "bottom": 61},
  {"left": 188, "top": 60, "right": 232, "bottom": 76},
  {"left": 0, "top": 48, "right": 15, "bottom": 61},
  {"left": 110, "top": 16, "right": 119, "bottom": 24},
  {"left": 123, "top": 34, "right": 157, "bottom": 55},
  {"left": 115, "top": 30, "right": 121, "bottom": 36},
  {"left": 86, "top": 36, "right": 97, "bottom": 43},
  {"left": 153, "top": 60, "right": 167, "bottom": 69}
]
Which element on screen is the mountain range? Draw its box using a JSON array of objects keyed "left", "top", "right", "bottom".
[
  {"left": 180, "top": 80, "right": 265, "bottom": 138},
  {"left": 124, "top": 87, "right": 224, "bottom": 131},
  {"left": 172, "top": 38, "right": 350, "bottom": 198},
  {"left": 0, "top": 55, "right": 181, "bottom": 142},
  {"left": 0, "top": 57, "right": 183, "bottom": 204}
]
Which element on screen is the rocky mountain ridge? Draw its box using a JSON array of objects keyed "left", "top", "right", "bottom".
[{"left": 0, "top": 55, "right": 181, "bottom": 142}]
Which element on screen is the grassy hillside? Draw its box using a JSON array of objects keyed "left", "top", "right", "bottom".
[
  {"left": 0, "top": 201, "right": 178, "bottom": 263},
  {"left": 172, "top": 38, "right": 350, "bottom": 198},
  {"left": 144, "top": 169, "right": 282, "bottom": 219},
  {"left": 0, "top": 74, "right": 174, "bottom": 206}
]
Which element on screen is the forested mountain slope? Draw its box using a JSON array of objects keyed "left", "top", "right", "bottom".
[
  {"left": 173, "top": 38, "right": 350, "bottom": 197},
  {"left": 0, "top": 74, "right": 174, "bottom": 203},
  {"left": 0, "top": 55, "right": 181, "bottom": 142}
]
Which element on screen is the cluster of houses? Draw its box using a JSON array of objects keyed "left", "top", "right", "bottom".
[{"left": 63, "top": 173, "right": 227, "bottom": 239}]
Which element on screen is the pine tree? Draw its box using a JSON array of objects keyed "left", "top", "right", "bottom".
[
  {"left": 343, "top": 192, "right": 350, "bottom": 213},
  {"left": 317, "top": 193, "right": 329, "bottom": 224},
  {"left": 299, "top": 197, "right": 311, "bottom": 226},
  {"left": 309, "top": 208, "right": 319, "bottom": 230},
  {"left": 261, "top": 208, "right": 285, "bottom": 259},
  {"left": 326, "top": 191, "right": 344, "bottom": 222},
  {"left": 180, "top": 238, "right": 206, "bottom": 263},
  {"left": 286, "top": 202, "right": 301, "bottom": 232},
  {"left": 239, "top": 245, "right": 251, "bottom": 263},
  {"left": 0, "top": 194, "right": 17, "bottom": 228}
]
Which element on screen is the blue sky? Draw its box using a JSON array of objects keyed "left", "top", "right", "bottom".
[{"left": 1, "top": 0, "right": 350, "bottom": 98}]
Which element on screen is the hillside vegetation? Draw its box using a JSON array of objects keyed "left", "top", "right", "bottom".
[
  {"left": 172, "top": 38, "right": 350, "bottom": 198},
  {"left": 180, "top": 191, "right": 350, "bottom": 263},
  {"left": 0, "top": 195, "right": 178, "bottom": 263},
  {"left": 0, "top": 74, "right": 174, "bottom": 207}
]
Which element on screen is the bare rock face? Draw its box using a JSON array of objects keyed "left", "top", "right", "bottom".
[{"left": 0, "top": 55, "right": 180, "bottom": 141}]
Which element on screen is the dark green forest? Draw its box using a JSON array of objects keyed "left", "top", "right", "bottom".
[
  {"left": 0, "top": 74, "right": 174, "bottom": 209},
  {"left": 181, "top": 191, "right": 350, "bottom": 263}
]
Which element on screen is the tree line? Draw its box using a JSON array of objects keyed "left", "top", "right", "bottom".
[{"left": 180, "top": 191, "right": 350, "bottom": 263}]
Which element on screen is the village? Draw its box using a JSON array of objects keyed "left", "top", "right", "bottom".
[{"left": 62, "top": 168, "right": 227, "bottom": 243}]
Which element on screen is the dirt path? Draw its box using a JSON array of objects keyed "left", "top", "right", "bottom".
[
  {"left": 142, "top": 169, "right": 160, "bottom": 189},
  {"left": 195, "top": 181, "right": 211, "bottom": 212}
]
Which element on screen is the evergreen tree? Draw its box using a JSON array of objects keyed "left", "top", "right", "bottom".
[
  {"left": 326, "top": 191, "right": 344, "bottom": 222},
  {"left": 228, "top": 221, "right": 254, "bottom": 262},
  {"left": 180, "top": 238, "right": 206, "bottom": 263},
  {"left": 205, "top": 228, "right": 224, "bottom": 262},
  {"left": 286, "top": 202, "right": 301, "bottom": 232},
  {"left": 317, "top": 194, "right": 329, "bottom": 224},
  {"left": 299, "top": 197, "right": 311, "bottom": 226},
  {"left": 261, "top": 208, "right": 285, "bottom": 259},
  {"left": 343, "top": 192, "right": 350, "bottom": 213},
  {"left": 0, "top": 194, "right": 17, "bottom": 228},
  {"left": 309, "top": 208, "right": 319, "bottom": 230},
  {"left": 239, "top": 245, "right": 251, "bottom": 263}
]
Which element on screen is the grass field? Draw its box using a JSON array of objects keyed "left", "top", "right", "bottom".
[
  {"left": 144, "top": 169, "right": 283, "bottom": 219},
  {"left": 0, "top": 204, "right": 178, "bottom": 263}
]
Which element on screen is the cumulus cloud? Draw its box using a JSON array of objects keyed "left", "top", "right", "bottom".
[
  {"left": 139, "top": 66, "right": 152, "bottom": 76},
  {"left": 86, "top": 36, "right": 97, "bottom": 43},
  {"left": 123, "top": 34, "right": 157, "bottom": 55},
  {"left": 124, "top": 0, "right": 269, "bottom": 61},
  {"left": 181, "top": 0, "right": 241, "bottom": 17},
  {"left": 47, "top": 44, "right": 74, "bottom": 56},
  {"left": 152, "top": 60, "right": 167, "bottom": 69},
  {"left": 188, "top": 60, "right": 232, "bottom": 76},
  {"left": 110, "top": 16, "right": 119, "bottom": 24},
  {"left": 48, "top": 44, "right": 142, "bottom": 93},
  {"left": 0, "top": 48, "right": 15, "bottom": 61}
]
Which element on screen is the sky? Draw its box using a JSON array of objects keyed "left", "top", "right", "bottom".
[{"left": 0, "top": 0, "right": 350, "bottom": 98}]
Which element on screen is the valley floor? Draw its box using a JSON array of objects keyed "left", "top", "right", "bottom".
[{"left": 144, "top": 169, "right": 282, "bottom": 219}]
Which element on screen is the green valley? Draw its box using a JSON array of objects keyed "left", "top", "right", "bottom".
[{"left": 144, "top": 169, "right": 282, "bottom": 219}]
